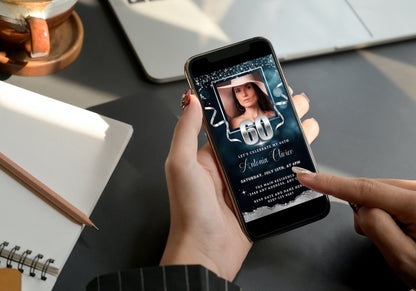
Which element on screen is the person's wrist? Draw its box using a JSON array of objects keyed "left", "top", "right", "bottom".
[{"left": 160, "top": 233, "right": 223, "bottom": 279}]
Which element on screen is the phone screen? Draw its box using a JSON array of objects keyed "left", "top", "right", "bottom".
[{"left": 186, "top": 38, "right": 329, "bottom": 239}]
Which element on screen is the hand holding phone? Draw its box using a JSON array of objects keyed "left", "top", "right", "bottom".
[
  {"left": 162, "top": 91, "right": 319, "bottom": 281},
  {"left": 185, "top": 37, "right": 330, "bottom": 240}
]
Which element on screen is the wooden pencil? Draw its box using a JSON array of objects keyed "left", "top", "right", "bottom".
[{"left": 0, "top": 151, "right": 97, "bottom": 229}]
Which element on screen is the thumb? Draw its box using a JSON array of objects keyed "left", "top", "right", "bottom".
[{"left": 168, "top": 92, "right": 203, "bottom": 160}]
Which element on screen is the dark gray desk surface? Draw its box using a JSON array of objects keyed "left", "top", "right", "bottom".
[{"left": 3, "top": 0, "right": 416, "bottom": 290}]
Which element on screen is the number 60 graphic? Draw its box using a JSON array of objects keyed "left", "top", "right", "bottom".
[{"left": 239, "top": 115, "right": 273, "bottom": 145}]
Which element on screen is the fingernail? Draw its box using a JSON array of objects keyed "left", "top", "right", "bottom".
[
  {"left": 300, "top": 92, "right": 310, "bottom": 103},
  {"left": 349, "top": 203, "right": 362, "bottom": 214},
  {"left": 181, "top": 89, "right": 191, "bottom": 109},
  {"left": 292, "top": 166, "right": 315, "bottom": 176}
]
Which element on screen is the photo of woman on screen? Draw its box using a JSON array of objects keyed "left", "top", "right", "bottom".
[{"left": 216, "top": 71, "right": 275, "bottom": 130}]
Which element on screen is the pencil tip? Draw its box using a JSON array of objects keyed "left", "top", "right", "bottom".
[{"left": 92, "top": 224, "right": 99, "bottom": 231}]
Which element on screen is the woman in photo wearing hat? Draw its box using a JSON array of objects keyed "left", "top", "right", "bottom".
[{"left": 217, "top": 71, "right": 275, "bottom": 130}]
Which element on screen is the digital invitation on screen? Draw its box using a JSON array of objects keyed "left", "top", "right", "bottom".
[{"left": 194, "top": 54, "right": 322, "bottom": 223}]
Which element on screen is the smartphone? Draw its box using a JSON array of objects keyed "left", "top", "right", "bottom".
[{"left": 185, "top": 37, "right": 330, "bottom": 240}]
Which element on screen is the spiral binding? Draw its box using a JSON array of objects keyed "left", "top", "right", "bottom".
[{"left": 0, "top": 241, "right": 59, "bottom": 280}]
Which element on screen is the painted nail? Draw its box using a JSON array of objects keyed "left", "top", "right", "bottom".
[
  {"left": 181, "top": 89, "right": 191, "bottom": 109},
  {"left": 300, "top": 92, "right": 310, "bottom": 103},
  {"left": 349, "top": 202, "right": 362, "bottom": 214},
  {"left": 291, "top": 166, "right": 313, "bottom": 174}
]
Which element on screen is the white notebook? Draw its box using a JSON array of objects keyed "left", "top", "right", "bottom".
[{"left": 0, "top": 81, "right": 133, "bottom": 290}]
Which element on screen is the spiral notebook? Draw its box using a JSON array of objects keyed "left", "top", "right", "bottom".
[{"left": 0, "top": 81, "right": 133, "bottom": 290}]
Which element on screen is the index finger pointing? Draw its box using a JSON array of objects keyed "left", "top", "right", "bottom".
[{"left": 297, "top": 172, "right": 416, "bottom": 216}]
